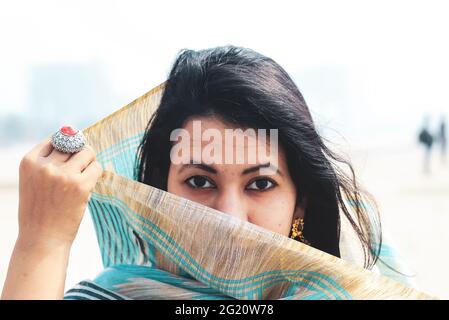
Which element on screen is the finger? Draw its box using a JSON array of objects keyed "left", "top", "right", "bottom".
[
  {"left": 46, "top": 147, "right": 73, "bottom": 163},
  {"left": 80, "top": 160, "right": 104, "bottom": 186},
  {"left": 28, "top": 136, "right": 54, "bottom": 159},
  {"left": 64, "top": 145, "right": 97, "bottom": 173}
]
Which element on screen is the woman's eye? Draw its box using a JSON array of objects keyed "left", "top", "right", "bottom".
[
  {"left": 185, "top": 176, "right": 216, "bottom": 189},
  {"left": 246, "top": 178, "right": 276, "bottom": 191}
]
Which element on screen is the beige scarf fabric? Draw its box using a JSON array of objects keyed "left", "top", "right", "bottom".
[{"left": 64, "top": 82, "right": 435, "bottom": 300}]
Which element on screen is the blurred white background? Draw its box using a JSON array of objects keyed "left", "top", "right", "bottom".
[{"left": 0, "top": 0, "right": 448, "bottom": 298}]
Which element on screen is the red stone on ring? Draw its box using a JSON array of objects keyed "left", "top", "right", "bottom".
[{"left": 60, "top": 125, "right": 78, "bottom": 136}]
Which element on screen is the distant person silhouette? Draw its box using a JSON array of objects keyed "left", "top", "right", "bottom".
[
  {"left": 436, "top": 116, "right": 446, "bottom": 163},
  {"left": 418, "top": 117, "right": 434, "bottom": 173}
]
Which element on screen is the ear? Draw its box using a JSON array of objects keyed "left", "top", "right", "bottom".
[{"left": 293, "top": 196, "right": 307, "bottom": 220}]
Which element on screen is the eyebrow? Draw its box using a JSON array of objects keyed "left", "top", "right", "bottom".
[
  {"left": 242, "top": 162, "right": 282, "bottom": 176},
  {"left": 178, "top": 161, "right": 282, "bottom": 176},
  {"left": 180, "top": 162, "right": 218, "bottom": 174}
]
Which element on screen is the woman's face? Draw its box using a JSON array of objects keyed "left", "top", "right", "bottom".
[{"left": 167, "top": 116, "right": 304, "bottom": 237}]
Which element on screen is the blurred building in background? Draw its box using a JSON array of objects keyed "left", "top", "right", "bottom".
[{"left": 0, "top": 62, "right": 114, "bottom": 146}]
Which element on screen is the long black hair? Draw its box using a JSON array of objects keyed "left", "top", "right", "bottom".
[{"left": 134, "top": 45, "right": 382, "bottom": 269}]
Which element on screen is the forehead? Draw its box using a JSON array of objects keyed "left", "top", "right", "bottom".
[
  {"left": 183, "top": 116, "right": 271, "bottom": 144},
  {"left": 178, "top": 116, "right": 286, "bottom": 168}
]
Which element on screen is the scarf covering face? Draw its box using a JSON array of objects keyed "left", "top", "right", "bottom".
[{"left": 63, "top": 82, "right": 434, "bottom": 300}]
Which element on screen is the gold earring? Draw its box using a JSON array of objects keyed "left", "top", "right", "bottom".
[{"left": 290, "top": 217, "right": 309, "bottom": 244}]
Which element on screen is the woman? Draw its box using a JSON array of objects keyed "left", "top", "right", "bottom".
[
  {"left": 2, "top": 46, "right": 410, "bottom": 300},
  {"left": 134, "top": 45, "right": 381, "bottom": 265}
]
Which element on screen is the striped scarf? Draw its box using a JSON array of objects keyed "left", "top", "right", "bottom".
[{"left": 64, "top": 82, "right": 434, "bottom": 300}]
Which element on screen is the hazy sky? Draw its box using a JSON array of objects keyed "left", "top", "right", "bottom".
[{"left": 0, "top": 0, "right": 448, "bottom": 143}]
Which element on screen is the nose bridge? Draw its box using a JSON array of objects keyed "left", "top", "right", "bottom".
[{"left": 213, "top": 187, "right": 248, "bottom": 221}]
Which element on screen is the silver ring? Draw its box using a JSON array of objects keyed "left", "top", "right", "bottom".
[{"left": 51, "top": 126, "right": 86, "bottom": 153}]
